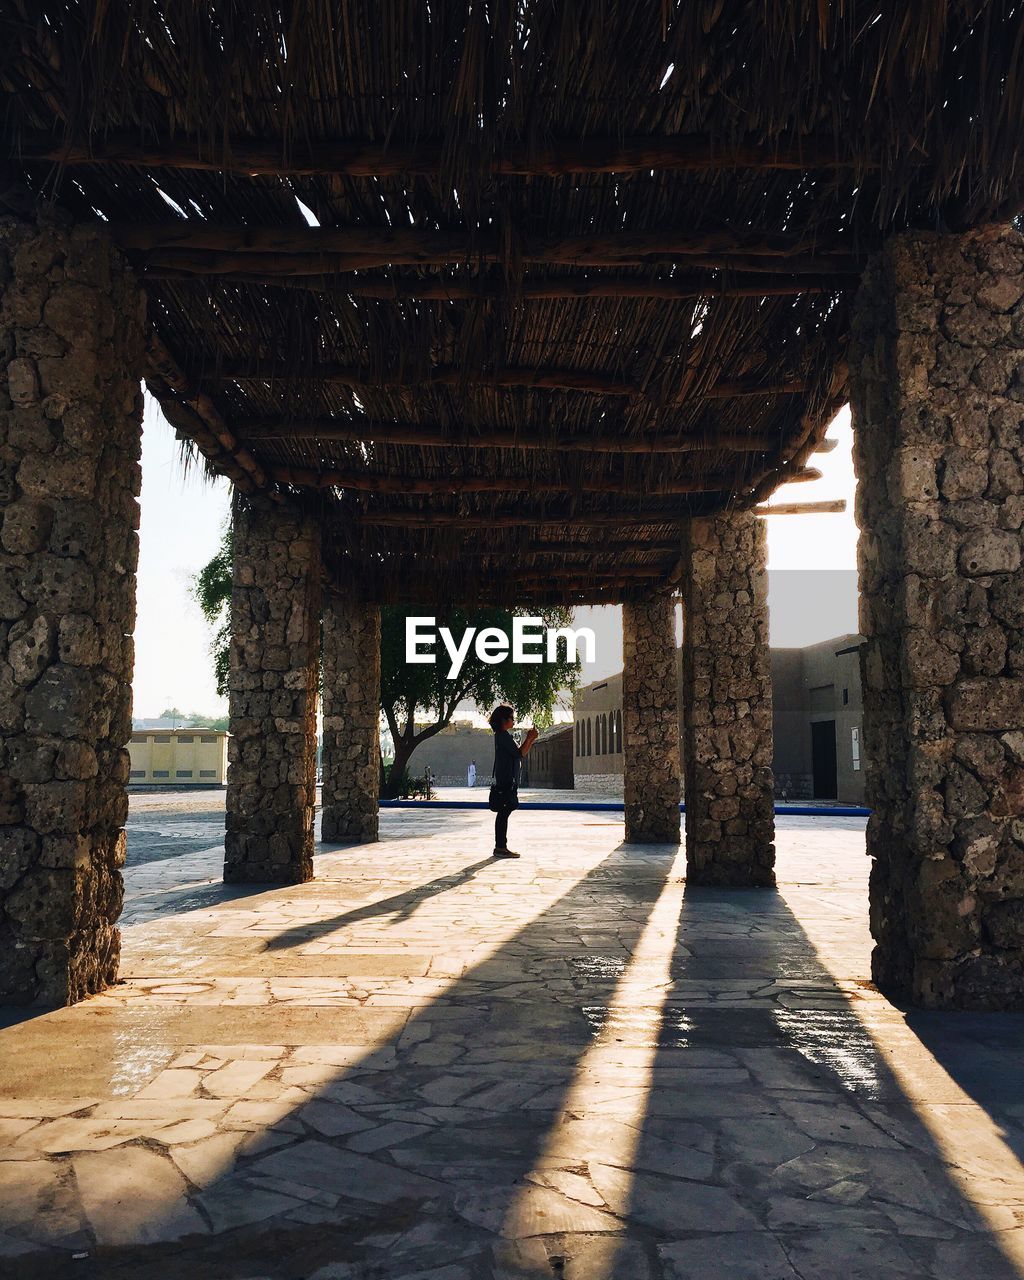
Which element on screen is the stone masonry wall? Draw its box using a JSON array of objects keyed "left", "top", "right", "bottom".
[
  {"left": 681, "top": 511, "right": 775, "bottom": 886},
  {"left": 622, "top": 596, "right": 681, "bottom": 842},
  {"left": 321, "top": 596, "right": 381, "bottom": 844},
  {"left": 225, "top": 493, "right": 320, "bottom": 883},
  {"left": 0, "top": 213, "right": 144, "bottom": 1004},
  {"left": 851, "top": 225, "right": 1024, "bottom": 1009}
]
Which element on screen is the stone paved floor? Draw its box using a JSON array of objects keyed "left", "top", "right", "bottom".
[{"left": 1, "top": 798, "right": 1023, "bottom": 1278}]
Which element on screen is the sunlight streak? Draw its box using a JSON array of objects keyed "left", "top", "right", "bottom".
[
  {"left": 779, "top": 884, "right": 1024, "bottom": 1276},
  {"left": 33, "top": 847, "right": 618, "bottom": 1247},
  {"left": 500, "top": 848, "right": 688, "bottom": 1270}
]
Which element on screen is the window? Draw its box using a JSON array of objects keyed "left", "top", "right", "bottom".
[
  {"left": 575, "top": 722, "right": 581, "bottom": 755},
  {"left": 130, "top": 734, "right": 148, "bottom": 743},
  {"left": 199, "top": 769, "right": 216, "bottom": 778},
  {"left": 129, "top": 769, "right": 146, "bottom": 778},
  {"left": 153, "top": 735, "right": 170, "bottom": 744},
  {"left": 175, "top": 769, "right": 193, "bottom": 778},
  {"left": 153, "top": 770, "right": 169, "bottom": 778},
  {"left": 616, "top": 709, "right": 623, "bottom": 752},
  {"left": 200, "top": 735, "right": 217, "bottom": 743},
  {"left": 586, "top": 718, "right": 592, "bottom": 756},
  {"left": 177, "top": 734, "right": 194, "bottom": 743}
]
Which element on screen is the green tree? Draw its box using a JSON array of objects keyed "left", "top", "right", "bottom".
[
  {"left": 193, "top": 538, "right": 581, "bottom": 795},
  {"left": 379, "top": 606, "right": 579, "bottom": 797},
  {"left": 192, "top": 524, "right": 233, "bottom": 698}
]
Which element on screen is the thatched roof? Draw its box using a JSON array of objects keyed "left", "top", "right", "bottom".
[{"left": 3, "top": 3, "right": 1021, "bottom": 604}]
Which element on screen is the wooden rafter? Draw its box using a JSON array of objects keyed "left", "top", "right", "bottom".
[
  {"left": 356, "top": 512, "right": 694, "bottom": 529},
  {"left": 20, "top": 132, "right": 880, "bottom": 178},
  {"left": 144, "top": 251, "right": 855, "bottom": 278},
  {"left": 269, "top": 466, "right": 754, "bottom": 495},
  {"left": 241, "top": 418, "right": 794, "bottom": 454},
  {"left": 110, "top": 222, "right": 857, "bottom": 269},
  {"left": 352, "top": 491, "right": 832, "bottom": 528},
  {"left": 144, "top": 335, "right": 270, "bottom": 494},
  {"left": 755, "top": 499, "right": 846, "bottom": 515},
  {"left": 204, "top": 364, "right": 807, "bottom": 401},
  {"left": 143, "top": 270, "right": 847, "bottom": 299}
]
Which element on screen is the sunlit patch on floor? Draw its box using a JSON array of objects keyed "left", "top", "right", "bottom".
[{"left": 773, "top": 1006, "right": 884, "bottom": 1097}]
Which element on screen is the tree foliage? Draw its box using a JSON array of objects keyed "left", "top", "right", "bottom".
[
  {"left": 379, "top": 605, "right": 579, "bottom": 795},
  {"left": 192, "top": 524, "right": 233, "bottom": 698},
  {"left": 193, "top": 535, "right": 581, "bottom": 794}
]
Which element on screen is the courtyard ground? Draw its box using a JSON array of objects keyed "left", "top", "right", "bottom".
[{"left": 0, "top": 792, "right": 1022, "bottom": 1278}]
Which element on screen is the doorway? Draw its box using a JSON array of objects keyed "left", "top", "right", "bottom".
[{"left": 811, "top": 720, "right": 838, "bottom": 800}]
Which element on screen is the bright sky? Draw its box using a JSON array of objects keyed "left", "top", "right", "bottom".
[
  {"left": 134, "top": 395, "right": 230, "bottom": 719},
  {"left": 131, "top": 399, "right": 858, "bottom": 718}
]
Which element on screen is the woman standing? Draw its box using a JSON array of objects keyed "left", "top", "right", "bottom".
[{"left": 488, "top": 705, "right": 538, "bottom": 858}]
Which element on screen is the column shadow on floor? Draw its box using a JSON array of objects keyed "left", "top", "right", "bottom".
[
  {"left": 5, "top": 832, "right": 1023, "bottom": 1280},
  {"left": 611, "top": 883, "right": 1024, "bottom": 1280},
  {"left": 264, "top": 857, "right": 497, "bottom": 947}
]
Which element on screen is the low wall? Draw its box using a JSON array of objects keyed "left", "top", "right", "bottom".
[{"left": 574, "top": 773, "right": 624, "bottom": 797}]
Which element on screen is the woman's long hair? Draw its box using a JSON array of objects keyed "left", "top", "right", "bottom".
[{"left": 489, "top": 705, "right": 513, "bottom": 732}]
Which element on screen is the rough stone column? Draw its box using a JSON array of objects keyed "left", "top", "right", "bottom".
[
  {"left": 224, "top": 493, "right": 320, "bottom": 883},
  {"left": 851, "top": 225, "right": 1024, "bottom": 1009},
  {"left": 622, "top": 595, "right": 681, "bottom": 842},
  {"left": 321, "top": 595, "right": 381, "bottom": 844},
  {"left": 681, "top": 511, "right": 775, "bottom": 887},
  {"left": 0, "top": 213, "right": 144, "bottom": 1005}
]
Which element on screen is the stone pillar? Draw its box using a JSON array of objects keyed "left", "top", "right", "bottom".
[
  {"left": 321, "top": 595, "right": 381, "bottom": 844},
  {"left": 0, "top": 213, "right": 144, "bottom": 1005},
  {"left": 622, "top": 595, "right": 681, "bottom": 843},
  {"left": 851, "top": 225, "right": 1024, "bottom": 1009},
  {"left": 224, "top": 494, "right": 320, "bottom": 884},
  {"left": 681, "top": 511, "right": 775, "bottom": 887}
]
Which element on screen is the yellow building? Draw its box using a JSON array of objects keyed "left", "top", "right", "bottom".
[{"left": 128, "top": 729, "right": 229, "bottom": 786}]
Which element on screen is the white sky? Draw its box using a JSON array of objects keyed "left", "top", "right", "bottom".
[
  {"left": 131, "top": 399, "right": 858, "bottom": 719},
  {"left": 134, "top": 395, "right": 230, "bottom": 719}
]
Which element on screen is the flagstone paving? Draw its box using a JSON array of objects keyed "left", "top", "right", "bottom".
[{"left": 0, "top": 796, "right": 1022, "bottom": 1278}]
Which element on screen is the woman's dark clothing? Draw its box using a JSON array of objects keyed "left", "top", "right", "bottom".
[
  {"left": 492, "top": 729, "right": 522, "bottom": 848},
  {"left": 492, "top": 729, "right": 522, "bottom": 789}
]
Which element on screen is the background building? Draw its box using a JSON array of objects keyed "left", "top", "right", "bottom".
[
  {"left": 129, "top": 729, "right": 229, "bottom": 786},
  {"left": 572, "top": 634, "right": 865, "bottom": 803},
  {"left": 521, "top": 724, "right": 575, "bottom": 790},
  {"left": 403, "top": 721, "right": 495, "bottom": 786}
]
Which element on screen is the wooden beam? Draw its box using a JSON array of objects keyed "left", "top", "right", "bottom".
[
  {"left": 269, "top": 465, "right": 776, "bottom": 496},
  {"left": 440, "top": 544, "right": 680, "bottom": 559},
  {"left": 329, "top": 536, "right": 680, "bottom": 556},
  {"left": 111, "top": 222, "right": 856, "bottom": 268},
  {"left": 342, "top": 560, "right": 665, "bottom": 580},
  {"left": 750, "top": 359, "right": 850, "bottom": 506},
  {"left": 145, "top": 251, "right": 856, "bottom": 279},
  {"left": 207, "top": 363, "right": 807, "bottom": 401},
  {"left": 144, "top": 334, "right": 270, "bottom": 494},
  {"left": 505, "top": 569, "right": 665, "bottom": 583},
  {"left": 814, "top": 438, "right": 839, "bottom": 453},
  {"left": 355, "top": 511, "right": 703, "bottom": 529},
  {"left": 240, "top": 417, "right": 793, "bottom": 453},
  {"left": 754, "top": 499, "right": 847, "bottom": 515},
  {"left": 145, "top": 270, "right": 847, "bottom": 299},
  {"left": 527, "top": 539, "right": 679, "bottom": 556},
  {"left": 21, "top": 132, "right": 879, "bottom": 178}
]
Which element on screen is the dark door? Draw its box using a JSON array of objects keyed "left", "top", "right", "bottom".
[{"left": 811, "top": 720, "right": 838, "bottom": 800}]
